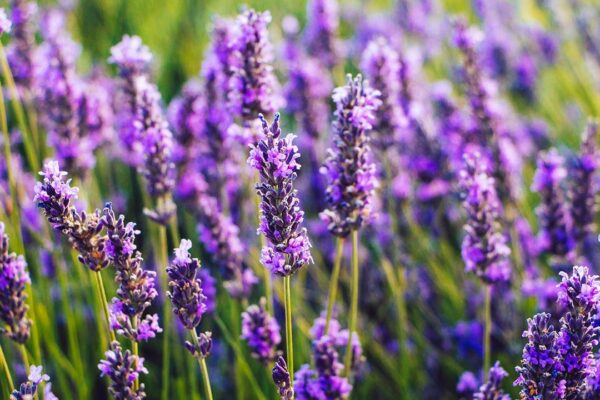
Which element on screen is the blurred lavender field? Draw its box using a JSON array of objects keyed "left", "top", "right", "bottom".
[{"left": 1, "top": 0, "right": 600, "bottom": 399}]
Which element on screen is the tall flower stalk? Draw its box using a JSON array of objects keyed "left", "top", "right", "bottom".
[
  {"left": 249, "top": 114, "right": 312, "bottom": 390},
  {"left": 320, "top": 74, "right": 380, "bottom": 375}
]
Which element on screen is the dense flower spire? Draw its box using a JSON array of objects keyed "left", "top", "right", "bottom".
[
  {"left": 34, "top": 160, "right": 109, "bottom": 271},
  {"left": 473, "top": 361, "right": 510, "bottom": 400},
  {"left": 514, "top": 313, "right": 560, "bottom": 399},
  {"left": 98, "top": 341, "right": 148, "bottom": 400},
  {"left": 241, "top": 297, "right": 281, "bottom": 363},
  {"left": 0, "top": 222, "right": 31, "bottom": 344},
  {"left": 102, "top": 204, "right": 161, "bottom": 342},
  {"left": 229, "top": 8, "right": 281, "bottom": 130},
  {"left": 555, "top": 266, "right": 600, "bottom": 397},
  {"left": 460, "top": 152, "right": 511, "bottom": 284},
  {"left": 248, "top": 113, "right": 312, "bottom": 276},
  {"left": 320, "top": 74, "right": 381, "bottom": 238},
  {"left": 360, "top": 37, "right": 405, "bottom": 149},
  {"left": 10, "top": 365, "right": 53, "bottom": 400},
  {"left": 532, "top": 149, "right": 574, "bottom": 259},
  {"left": 7, "top": 0, "right": 37, "bottom": 92},
  {"left": 273, "top": 356, "right": 294, "bottom": 400},
  {"left": 570, "top": 121, "right": 598, "bottom": 246},
  {"left": 304, "top": 0, "right": 340, "bottom": 68}
]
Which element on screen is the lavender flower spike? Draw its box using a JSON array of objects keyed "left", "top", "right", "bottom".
[
  {"left": 98, "top": 341, "right": 148, "bottom": 400},
  {"left": 7, "top": 0, "right": 36, "bottom": 93},
  {"left": 273, "top": 356, "right": 294, "bottom": 400},
  {"left": 241, "top": 297, "right": 282, "bottom": 363},
  {"left": 570, "top": 120, "right": 598, "bottom": 245},
  {"left": 10, "top": 365, "right": 53, "bottom": 400},
  {"left": 532, "top": 149, "right": 574, "bottom": 259},
  {"left": 0, "top": 223, "right": 31, "bottom": 344},
  {"left": 555, "top": 266, "right": 600, "bottom": 397},
  {"left": 460, "top": 152, "right": 511, "bottom": 284},
  {"left": 304, "top": 0, "right": 340, "bottom": 68},
  {"left": 248, "top": 113, "right": 312, "bottom": 276},
  {"left": 474, "top": 361, "right": 510, "bottom": 400},
  {"left": 320, "top": 74, "right": 381, "bottom": 238}
]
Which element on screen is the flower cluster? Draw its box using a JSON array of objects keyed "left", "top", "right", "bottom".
[
  {"left": 249, "top": 114, "right": 312, "bottom": 276},
  {"left": 34, "top": 160, "right": 109, "bottom": 271},
  {"left": 273, "top": 356, "right": 294, "bottom": 400},
  {"left": 304, "top": 0, "right": 340, "bottom": 68},
  {"left": 0, "top": 223, "right": 31, "bottom": 344},
  {"left": 102, "top": 204, "right": 161, "bottom": 342},
  {"left": 6, "top": 0, "right": 36, "bottom": 93},
  {"left": 320, "top": 74, "right": 381, "bottom": 238},
  {"left": 460, "top": 152, "right": 510, "bottom": 284},
  {"left": 473, "top": 361, "right": 510, "bottom": 400},
  {"left": 98, "top": 341, "right": 148, "bottom": 400},
  {"left": 241, "top": 297, "right": 281, "bottom": 363},
  {"left": 10, "top": 365, "right": 54, "bottom": 400}
]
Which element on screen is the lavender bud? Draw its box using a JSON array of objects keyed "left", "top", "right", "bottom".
[
  {"left": 241, "top": 297, "right": 281, "bottom": 363},
  {"left": 474, "top": 361, "right": 510, "bottom": 400},
  {"left": 272, "top": 356, "right": 294, "bottom": 400},
  {"left": 0, "top": 223, "right": 31, "bottom": 344},
  {"left": 185, "top": 331, "right": 213, "bottom": 359},
  {"left": 98, "top": 341, "right": 148, "bottom": 400}
]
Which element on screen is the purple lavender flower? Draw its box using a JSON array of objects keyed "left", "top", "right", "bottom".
[
  {"left": 273, "top": 356, "right": 294, "bottom": 400},
  {"left": 570, "top": 121, "right": 598, "bottom": 246},
  {"left": 197, "top": 268, "right": 217, "bottom": 314},
  {"left": 0, "top": 222, "right": 31, "bottom": 344},
  {"left": 98, "top": 341, "right": 148, "bottom": 400},
  {"left": 37, "top": 14, "right": 95, "bottom": 177},
  {"left": 474, "top": 361, "right": 510, "bottom": 400},
  {"left": 7, "top": 0, "right": 36, "bottom": 93},
  {"left": 241, "top": 297, "right": 281, "bottom": 363},
  {"left": 532, "top": 149, "right": 574, "bottom": 259},
  {"left": 514, "top": 313, "right": 560, "bottom": 399},
  {"left": 228, "top": 9, "right": 281, "bottom": 132},
  {"left": 304, "top": 0, "right": 340, "bottom": 68},
  {"left": 360, "top": 37, "right": 405, "bottom": 149},
  {"left": 320, "top": 74, "right": 381, "bottom": 238},
  {"left": 10, "top": 365, "right": 52, "bottom": 400},
  {"left": 0, "top": 8, "right": 11, "bottom": 35},
  {"left": 167, "top": 239, "right": 207, "bottom": 331},
  {"left": 457, "top": 371, "right": 478, "bottom": 399},
  {"left": 555, "top": 266, "right": 600, "bottom": 397},
  {"left": 248, "top": 114, "right": 312, "bottom": 276},
  {"left": 102, "top": 204, "right": 161, "bottom": 342},
  {"left": 460, "top": 152, "right": 510, "bottom": 284},
  {"left": 34, "top": 160, "right": 109, "bottom": 271}
]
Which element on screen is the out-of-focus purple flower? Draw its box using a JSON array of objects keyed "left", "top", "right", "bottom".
[
  {"left": 98, "top": 341, "right": 148, "bottom": 400},
  {"left": 0, "top": 222, "right": 31, "bottom": 344},
  {"left": 10, "top": 365, "right": 52, "bottom": 400},
  {"left": 34, "top": 160, "right": 109, "bottom": 271},
  {"left": 228, "top": 8, "right": 281, "bottom": 135},
  {"left": 7, "top": 0, "right": 37, "bottom": 93},
  {"left": 249, "top": 114, "right": 312, "bottom": 276},
  {"left": 460, "top": 152, "right": 511, "bottom": 284},
  {"left": 361, "top": 37, "right": 406, "bottom": 149},
  {"left": 570, "top": 121, "right": 598, "bottom": 246},
  {"left": 197, "top": 268, "right": 216, "bottom": 314},
  {"left": 473, "top": 361, "right": 510, "bottom": 400},
  {"left": 510, "top": 53, "right": 538, "bottom": 102},
  {"left": 273, "top": 356, "right": 294, "bottom": 400},
  {"left": 167, "top": 239, "right": 207, "bottom": 331},
  {"left": 457, "top": 371, "right": 478, "bottom": 398},
  {"left": 109, "top": 35, "right": 152, "bottom": 79},
  {"left": 304, "top": 0, "right": 340, "bottom": 68},
  {"left": 0, "top": 8, "right": 11, "bottom": 34},
  {"left": 532, "top": 149, "right": 574, "bottom": 259},
  {"left": 241, "top": 297, "right": 281, "bottom": 363},
  {"left": 514, "top": 312, "right": 560, "bottom": 398},
  {"left": 321, "top": 74, "right": 381, "bottom": 238},
  {"left": 555, "top": 266, "right": 600, "bottom": 396},
  {"left": 81, "top": 70, "right": 115, "bottom": 151},
  {"left": 102, "top": 204, "right": 161, "bottom": 342}
]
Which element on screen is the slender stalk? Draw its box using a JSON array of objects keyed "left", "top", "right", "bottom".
[
  {"left": 344, "top": 229, "right": 360, "bottom": 376},
  {"left": 132, "top": 317, "right": 139, "bottom": 391},
  {"left": 159, "top": 225, "right": 171, "bottom": 400},
  {"left": 324, "top": 237, "right": 345, "bottom": 335},
  {"left": 283, "top": 276, "right": 294, "bottom": 385},
  {"left": 483, "top": 284, "right": 492, "bottom": 381},
  {"left": 19, "top": 344, "right": 29, "bottom": 371},
  {"left": 94, "top": 271, "right": 116, "bottom": 342},
  {"left": 0, "top": 343, "right": 14, "bottom": 391},
  {"left": 191, "top": 330, "right": 213, "bottom": 400}
]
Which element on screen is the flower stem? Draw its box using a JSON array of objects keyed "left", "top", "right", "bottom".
[
  {"left": 191, "top": 330, "right": 213, "bottom": 400},
  {"left": 483, "top": 284, "right": 492, "bottom": 381},
  {"left": 0, "top": 343, "right": 14, "bottom": 391},
  {"left": 132, "top": 317, "right": 139, "bottom": 391},
  {"left": 344, "top": 229, "right": 360, "bottom": 376},
  {"left": 159, "top": 225, "right": 171, "bottom": 400},
  {"left": 19, "top": 344, "right": 29, "bottom": 371},
  {"left": 324, "top": 237, "right": 345, "bottom": 335},
  {"left": 94, "top": 271, "right": 116, "bottom": 342},
  {"left": 283, "top": 275, "right": 294, "bottom": 386}
]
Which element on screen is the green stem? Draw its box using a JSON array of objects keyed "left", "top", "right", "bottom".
[
  {"left": 191, "top": 330, "right": 213, "bottom": 400},
  {"left": 159, "top": 225, "right": 171, "bottom": 400},
  {"left": 483, "top": 284, "right": 492, "bottom": 381},
  {"left": 283, "top": 276, "right": 294, "bottom": 386},
  {"left": 324, "top": 237, "right": 345, "bottom": 335},
  {"left": 94, "top": 271, "right": 116, "bottom": 343},
  {"left": 0, "top": 342, "right": 14, "bottom": 391},
  {"left": 344, "top": 230, "right": 360, "bottom": 376},
  {"left": 19, "top": 344, "right": 29, "bottom": 371},
  {"left": 132, "top": 317, "right": 139, "bottom": 391}
]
